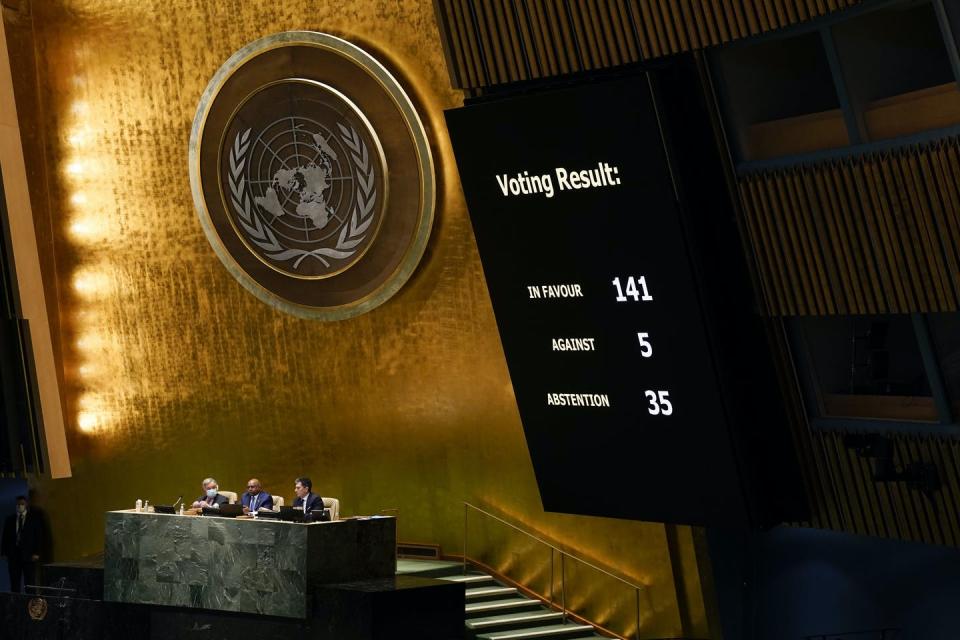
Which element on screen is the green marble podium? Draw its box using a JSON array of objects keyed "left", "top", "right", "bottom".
[{"left": 103, "top": 510, "right": 396, "bottom": 618}]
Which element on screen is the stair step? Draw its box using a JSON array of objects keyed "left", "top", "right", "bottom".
[
  {"left": 477, "top": 622, "right": 597, "bottom": 640},
  {"left": 445, "top": 573, "right": 498, "bottom": 586},
  {"left": 466, "top": 586, "right": 519, "bottom": 601},
  {"left": 467, "top": 610, "right": 566, "bottom": 633},
  {"left": 465, "top": 596, "right": 544, "bottom": 619},
  {"left": 395, "top": 558, "right": 465, "bottom": 578}
]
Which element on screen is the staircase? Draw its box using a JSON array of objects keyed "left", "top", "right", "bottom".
[{"left": 398, "top": 559, "right": 606, "bottom": 639}]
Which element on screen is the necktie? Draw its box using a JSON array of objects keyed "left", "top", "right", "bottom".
[
  {"left": 16, "top": 514, "right": 23, "bottom": 544},
  {"left": 251, "top": 494, "right": 258, "bottom": 511}
]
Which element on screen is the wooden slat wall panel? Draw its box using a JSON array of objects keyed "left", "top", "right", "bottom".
[
  {"left": 434, "top": 0, "right": 861, "bottom": 90},
  {"left": 801, "top": 431, "right": 960, "bottom": 547},
  {"left": 739, "top": 141, "right": 960, "bottom": 316}
]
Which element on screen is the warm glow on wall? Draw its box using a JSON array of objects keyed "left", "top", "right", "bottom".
[
  {"left": 72, "top": 270, "right": 113, "bottom": 298},
  {"left": 69, "top": 216, "right": 110, "bottom": 242},
  {"left": 77, "top": 409, "right": 113, "bottom": 434},
  {"left": 75, "top": 330, "right": 108, "bottom": 353}
]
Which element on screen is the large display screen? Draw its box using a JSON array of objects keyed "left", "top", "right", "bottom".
[{"left": 446, "top": 73, "right": 757, "bottom": 527}]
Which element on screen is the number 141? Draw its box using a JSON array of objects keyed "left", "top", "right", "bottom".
[{"left": 612, "top": 276, "right": 653, "bottom": 302}]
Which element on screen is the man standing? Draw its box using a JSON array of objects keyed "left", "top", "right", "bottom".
[
  {"left": 292, "top": 477, "right": 325, "bottom": 520},
  {"left": 241, "top": 478, "right": 274, "bottom": 514},
  {"left": 1, "top": 495, "right": 43, "bottom": 593},
  {"left": 190, "top": 478, "right": 230, "bottom": 509}
]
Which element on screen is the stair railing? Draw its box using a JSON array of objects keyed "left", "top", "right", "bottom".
[{"left": 463, "top": 501, "right": 647, "bottom": 640}]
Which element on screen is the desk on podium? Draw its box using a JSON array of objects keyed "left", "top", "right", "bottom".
[{"left": 103, "top": 510, "right": 396, "bottom": 618}]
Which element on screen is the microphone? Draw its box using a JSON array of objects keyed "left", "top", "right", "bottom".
[{"left": 172, "top": 496, "right": 183, "bottom": 508}]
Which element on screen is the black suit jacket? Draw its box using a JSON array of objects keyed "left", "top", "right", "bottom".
[
  {"left": 1, "top": 511, "right": 44, "bottom": 560},
  {"left": 293, "top": 493, "right": 325, "bottom": 515},
  {"left": 196, "top": 493, "right": 230, "bottom": 508}
]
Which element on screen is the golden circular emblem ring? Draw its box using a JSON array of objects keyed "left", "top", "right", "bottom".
[
  {"left": 190, "top": 32, "right": 435, "bottom": 320},
  {"left": 28, "top": 597, "right": 48, "bottom": 621}
]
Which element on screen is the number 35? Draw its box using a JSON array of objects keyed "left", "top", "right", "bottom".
[{"left": 644, "top": 390, "right": 673, "bottom": 416}]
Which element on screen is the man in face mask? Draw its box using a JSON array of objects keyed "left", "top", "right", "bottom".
[
  {"left": 1, "top": 495, "right": 43, "bottom": 592},
  {"left": 190, "top": 478, "right": 230, "bottom": 509}
]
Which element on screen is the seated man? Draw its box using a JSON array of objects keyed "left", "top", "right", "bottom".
[
  {"left": 241, "top": 478, "right": 273, "bottom": 514},
  {"left": 190, "top": 477, "right": 230, "bottom": 509},
  {"left": 292, "top": 477, "right": 325, "bottom": 520}
]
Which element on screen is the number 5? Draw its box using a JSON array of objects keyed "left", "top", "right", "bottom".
[
  {"left": 657, "top": 390, "right": 673, "bottom": 416},
  {"left": 637, "top": 332, "right": 652, "bottom": 358}
]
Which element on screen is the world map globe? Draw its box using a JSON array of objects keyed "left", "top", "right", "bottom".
[{"left": 249, "top": 119, "right": 347, "bottom": 240}]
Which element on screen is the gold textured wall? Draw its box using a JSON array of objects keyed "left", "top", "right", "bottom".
[{"left": 3, "top": 1, "right": 711, "bottom": 637}]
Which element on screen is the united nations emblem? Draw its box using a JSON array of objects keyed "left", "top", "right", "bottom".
[
  {"left": 190, "top": 32, "right": 434, "bottom": 319},
  {"left": 27, "top": 597, "right": 47, "bottom": 621}
]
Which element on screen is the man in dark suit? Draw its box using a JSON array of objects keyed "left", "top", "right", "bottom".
[
  {"left": 241, "top": 478, "right": 273, "bottom": 514},
  {"left": 1, "top": 495, "right": 44, "bottom": 593},
  {"left": 292, "top": 477, "right": 325, "bottom": 520},
  {"left": 190, "top": 477, "right": 230, "bottom": 510}
]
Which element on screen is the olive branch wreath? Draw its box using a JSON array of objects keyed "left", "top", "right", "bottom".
[{"left": 227, "top": 124, "right": 377, "bottom": 270}]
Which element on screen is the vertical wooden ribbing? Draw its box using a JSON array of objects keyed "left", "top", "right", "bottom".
[
  {"left": 655, "top": 0, "right": 682, "bottom": 53},
  {"left": 930, "top": 440, "right": 960, "bottom": 546},
  {"left": 880, "top": 158, "right": 928, "bottom": 311},
  {"left": 789, "top": 171, "right": 835, "bottom": 314},
  {"left": 852, "top": 162, "right": 903, "bottom": 311},
  {"left": 869, "top": 160, "right": 917, "bottom": 311},
  {"left": 637, "top": 0, "right": 667, "bottom": 58},
  {"left": 731, "top": 139, "right": 960, "bottom": 317},
  {"left": 544, "top": 0, "right": 578, "bottom": 74},
  {"left": 809, "top": 171, "right": 855, "bottom": 314},
  {"left": 525, "top": 1, "right": 560, "bottom": 76},
  {"left": 929, "top": 149, "right": 960, "bottom": 300},
  {"left": 740, "top": 182, "right": 779, "bottom": 312},
  {"left": 905, "top": 155, "right": 952, "bottom": 310},
  {"left": 817, "top": 169, "right": 870, "bottom": 313},
  {"left": 854, "top": 448, "right": 885, "bottom": 538},
  {"left": 444, "top": 0, "right": 475, "bottom": 88},
  {"left": 512, "top": 1, "right": 543, "bottom": 78},
  {"left": 752, "top": 0, "right": 773, "bottom": 31},
  {"left": 582, "top": 0, "right": 614, "bottom": 67},
  {"left": 917, "top": 440, "right": 948, "bottom": 546},
  {"left": 567, "top": 0, "right": 601, "bottom": 69},
  {"left": 474, "top": 1, "right": 508, "bottom": 84},
  {"left": 696, "top": 1, "right": 720, "bottom": 45},
  {"left": 819, "top": 432, "right": 854, "bottom": 531},
  {"left": 708, "top": 0, "right": 733, "bottom": 42},
  {"left": 838, "top": 166, "right": 889, "bottom": 311},
  {"left": 610, "top": 1, "right": 641, "bottom": 63},
  {"left": 937, "top": 440, "right": 960, "bottom": 545},
  {"left": 773, "top": 172, "right": 818, "bottom": 314},
  {"left": 689, "top": 0, "right": 716, "bottom": 49},
  {"left": 726, "top": 0, "right": 749, "bottom": 38},
  {"left": 672, "top": 0, "right": 696, "bottom": 50},
  {"left": 907, "top": 440, "right": 940, "bottom": 544},
  {"left": 452, "top": 0, "right": 487, "bottom": 88},
  {"left": 434, "top": 0, "right": 465, "bottom": 88},
  {"left": 624, "top": 0, "right": 652, "bottom": 59},
  {"left": 837, "top": 437, "right": 871, "bottom": 535},
  {"left": 494, "top": 0, "right": 528, "bottom": 82},
  {"left": 760, "top": 176, "right": 805, "bottom": 313},
  {"left": 592, "top": 0, "right": 626, "bottom": 67},
  {"left": 942, "top": 147, "right": 960, "bottom": 274},
  {"left": 798, "top": 172, "right": 844, "bottom": 314}
]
